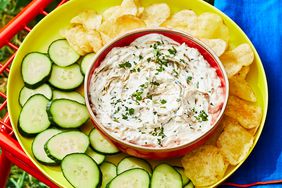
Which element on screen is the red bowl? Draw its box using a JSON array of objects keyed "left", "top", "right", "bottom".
[{"left": 84, "top": 28, "right": 229, "bottom": 160}]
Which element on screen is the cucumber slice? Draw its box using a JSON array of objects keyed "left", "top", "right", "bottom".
[
  {"left": 107, "top": 168, "right": 150, "bottom": 188},
  {"left": 86, "top": 148, "right": 105, "bottom": 165},
  {"left": 184, "top": 182, "right": 194, "bottom": 188},
  {"left": 45, "top": 131, "right": 89, "bottom": 162},
  {"left": 151, "top": 163, "right": 182, "bottom": 188},
  {"left": 48, "top": 39, "right": 80, "bottom": 67},
  {"left": 174, "top": 166, "right": 190, "bottom": 186},
  {"left": 89, "top": 129, "right": 119, "bottom": 155},
  {"left": 100, "top": 162, "right": 117, "bottom": 188},
  {"left": 21, "top": 52, "right": 52, "bottom": 88},
  {"left": 117, "top": 157, "right": 152, "bottom": 175},
  {"left": 61, "top": 153, "right": 101, "bottom": 188},
  {"left": 48, "top": 64, "right": 84, "bottom": 90},
  {"left": 81, "top": 53, "right": 95, "bottom": 75},
  {"left": 47, "top": 99, "right": 89, "bottom": 129},
  {"left": 32, "top": 128, "right": 62, "bottom": 165},
  {"left": 19, "top": 84, "right": 52, "bottom": 106},
  {"left": 18, "top": 94, "right": 51, "bottom": 137},
  {"left": 52, "top": 90, "right": 85, "bottom": 104}
]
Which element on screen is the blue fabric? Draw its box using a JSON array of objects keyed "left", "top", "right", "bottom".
[{"left": 214, "top": 0, "right": 282, "bottom": 187}]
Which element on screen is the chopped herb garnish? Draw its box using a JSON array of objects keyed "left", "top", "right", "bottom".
[
  {"left": 113, "top": 118, "right": 119, "bottom": 123},
  {"left": 132, "top": 90, "right": 143, "bottom": 101},
  {"left": 168, "top": 46, "right": 177, "bottom": 55},
  {"left": 156, "top": 66, "right": 165, "bottom": 72},
  {"left": 180, "top": 59, "right": 186, "bottom": 64},
  {"left": 153, "top": 111, "right": 157, "bottom": 115},
  {"left": 160, "top": 99, "right": 167, "bottom": 104},
  {"left": 119, "top": 61, "right": 131, "bottom": 69},
  {"left": 187, "top": 76, "right": 192, "bottom": 84},
  {"left": 128, "top": 108, "right": 135, "bottom": 115},
  {"left": 172, "top": 69, "right": 179, "bottom": 77},
  {"left": 122, "top": 114, "right": 128, "bottom": 120},
  {"left": 139, "top": 55, "right": 143, "bottom": 60},
  {"left": 196, "top": 81, "right": 199, "bottom": 88},
  {"left": 195, "top": 110, "right": 208, "bottom": 122},
  {"left": 147, "top": 57, "right": 152, "bottom": 62},
  {"left": 147, "top": 95, "right": 153, "bottom": 100},
  {"left": 151, "top": 81, "right": 160, "bottom": 86},
  {"left": 157, "top": 138, "right": 162, "bottom": 146},
  {"left": 114, "top": 107, "right": 120, "bottom": 114}
]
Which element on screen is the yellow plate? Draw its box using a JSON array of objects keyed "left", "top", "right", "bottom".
[{"left": 7, "top": 0, "right": 268, "bottom": 187}]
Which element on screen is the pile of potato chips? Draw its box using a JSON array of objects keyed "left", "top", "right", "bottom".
[{"left": 62, "top": 0, "right": 263, "bottom": 186}]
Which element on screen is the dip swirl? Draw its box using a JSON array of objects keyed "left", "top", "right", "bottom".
[{"left": 90, "top": 34, "right": 224, "bottom": 148}]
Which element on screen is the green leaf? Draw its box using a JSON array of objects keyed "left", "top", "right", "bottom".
[{"left": 0, "top": 0, "right": 10, "bottom": 11}]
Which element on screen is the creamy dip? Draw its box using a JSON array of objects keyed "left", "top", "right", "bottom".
[{"left": 89, "top": 34, "right": 225, "bottom": 148}]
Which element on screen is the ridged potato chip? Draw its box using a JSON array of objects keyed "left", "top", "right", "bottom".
[
  {"left": 102, "top": 0, "right": 142, "bottom": 21},
  {"left": 195, "top": 12, "right": 230, "bottom": 41},
  {"left": 233, "top": 65, "right": 250, "bottom": 80},
  {"left": 220, "top": 43, "right": 254, "bottom": 78},
  {"left": 100, "top": 32, "right": 112, "bottom": 45},
  {"left": 229, "top": 66, "right": 256, "bottom": 102},
  {"left": 71, "top": 10, "right": 102, "bottom": 31},
  {"left": 99, "top": 15, "right": 145, "bottom": 38},
  {"left": 181, "top": 145, "right": 229, "bottom": 187},
  {"left": 62, "top": 25, "right": 103, "bottom": 55},
  {"left": 161, "top": 10, "right": 198, "bottom": 35},
  {"left": 217, "top": 116, "right": 254, "bottom": 165},
  {"left": 141, "top": 3, "right": 170, "bottom": 27},
  {"left": 201, "top": 38, "right": 227, "bottom": 56},
  {"left": 225, "top": 95, "right": 262, "bottom": 129}
]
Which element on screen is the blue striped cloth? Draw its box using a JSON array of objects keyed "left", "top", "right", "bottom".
[{"left": 214, "top": 0, "right": 282, "bottom": 187}]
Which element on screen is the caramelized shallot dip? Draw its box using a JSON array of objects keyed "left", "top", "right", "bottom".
[{"left": 89, "top": 34, "right": 224, "bottom": 148}]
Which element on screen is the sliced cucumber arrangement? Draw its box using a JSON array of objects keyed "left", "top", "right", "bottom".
[
  {"left": 19, "top": 84, "right": 52, "bottom": 106},
  {"left": 48, "top": 64, "right": 84, "bottom": 90},
  {"left": 21, "top": 52, "right": 52, "bottom": 88},
  {"left": 32, "top": 129, "right": 62, "bottom": 165},
  {"left": 48, "top": 39, "right": 80, "bottom": 67},
  {"left": 52, "top": 90, "right": 85, "bottom": 104},
  {"left": 89, "top": 129, "right": 119, "bottom": 155},
  {"left": 117, "top": 157, "right": 152, "bottom": 175},
  {"left": 61, "top": 153, "right": 101, "bottom": 188},
  {"left": 47, "top": 99, "right": 89, "bottom": 128},
  {"left": 174, "top": 166, "right": 190, "bottom": 186},
  {"left": 151, "top": 163, "right": 182, "bottom": 188},
  {"left": 100, "top": 162, "right": 117, "bottom": 188},
  {"left": 86, "top": 148, "right": 105, "bottom": 165},
  {"left": 45, "top": 131, "right": 89, "bottom": 162},
  {"left": 81, "top": 52, "right": 95, "bottom": 75},
  {"left": 17, "top": 38, "right": 195, "bottom": 188},
  {"left": 18, "top": 94, "right": 51, "bottom": 137},
  {"left": 107, "top": 168, "right": 150, "bottom": 188}
]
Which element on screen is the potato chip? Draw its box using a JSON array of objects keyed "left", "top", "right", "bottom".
[
  {"left": 225, "top": 95, "right": 262, "bottom": 129},
  {"left": 220, "top": 43, "right": 254, "bottom": 78},
  {"left": 217, "top": 116, "right": 254, "bottom": 165},
  {"left": 99, "top": 15, "right": 145, "bottom": 38},
  {"left": 182, "top": 145, "right": 229, "bottom": 186},
  {"left": 62, "top": 25, "right": 103, "bottom": 55},
  {"left": 161, "top": 10, "right": 198, "bottom": 35},
  {"left": 99, "top": 32, "right": 112, "bottom": 45},
  {"left": 229, "top": 67, "right": 256, "bottom": 102},
  {"left": 88, "top": 30, "right": 103, "bottom": 53},
  {"left": 71, "top": 10, "right": 102, "bottom": 31},
  {"left": 201, "top": 38, "right": 227, "bottom": 56},
  {"left": 141, "top": 3, "right": 170, "bottom": 27},
  {"left": 233, "top": 65, "right": 250, "bottom": 80},
  {"left": 102, "top": 0, "right": 140, "bottom": 21},
  {"left": 193, "top": 12, "right": 230, "bottom": 42}
]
